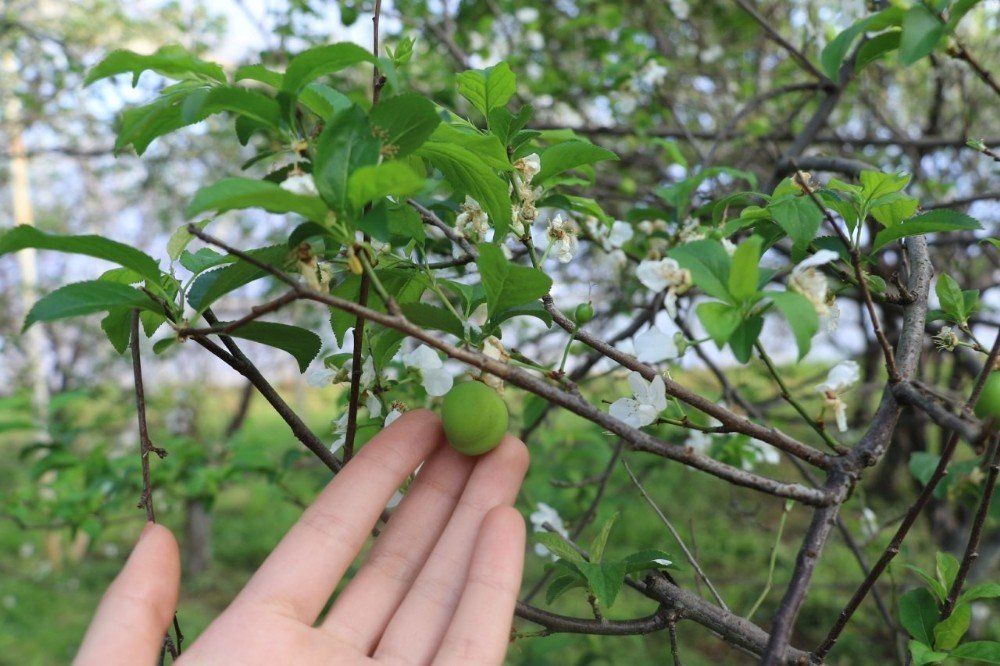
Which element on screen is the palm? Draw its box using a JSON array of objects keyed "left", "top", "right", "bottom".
[{"left": 76, "top": 411, "right": 529, "bottom": 666}]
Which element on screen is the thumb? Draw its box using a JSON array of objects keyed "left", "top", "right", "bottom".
[{"left": 74, "top": 522, "right": 181, "bottom": 666}]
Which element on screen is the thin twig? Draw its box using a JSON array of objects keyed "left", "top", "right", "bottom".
[
  {"left": 130, "top": 310, "right": 166, "bottom": 522},
  {"left": 622, "top": 459, "right": 729, "bottom": 611}
]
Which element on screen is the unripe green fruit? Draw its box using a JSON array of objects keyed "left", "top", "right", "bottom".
[
  {"left": 441, "top": 381, "right": 509, "bottom": 456},
  {"left": 575, "top": 302, "right": 595, "bottom": 324},
  {"left": 974, "top": 372, "right": 1000, "bottom": 421}
]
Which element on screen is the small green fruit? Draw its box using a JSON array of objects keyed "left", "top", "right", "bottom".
[
  {"left": 974, "top": 372, "right": 1000, "bottom": 421},
  {"left": 441, "top": 381, "right": 509, "bottom": 456},
  {"left": 575, "top": 302, "right": 595, "bottom": 325}
]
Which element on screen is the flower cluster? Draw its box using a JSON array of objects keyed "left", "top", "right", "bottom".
[
  {"left": 636, "top": 258, "right": 693, "bottom": 316},
  {"left": 816, "top": 360, "right": 861, "bottom": 432},
  {"left": 455, "top": 195, "right": 490, "bottom": 240},
  {"left": 546, "top": 213, "right": 579, "bottom": 263},
  {"left": 510, "top": 153, "right": 541, "bottom": 235}
]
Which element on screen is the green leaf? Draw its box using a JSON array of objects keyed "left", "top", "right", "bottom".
[
  {"left": 960, "top": 582, "right": 1000, "bottom": 604},
  {"left": 534, "top": 533, "right": 584, "bottom": 563},
  {"left": 872, "top": 209, "right": 981, "bottom": 252},
  {"left": 767, "top": 291, "right": 819, "bottom": 360},
  {"left": 697, "top": 301, "right": 742, "bottom": 348},
  {"left": 871, "top": 194, "right": 919, "bottom": 228},
  {"left": 24, "top": 281, "right": 159, "bottom": 330},
  {"left": 860, "top": 170, "right": 911, "bottom": 203},
  {"left": 167, "top": 220, "right": 210, "bottom": 262},
  {"left": 313, "top": 106, "right": 382, "bottom": 213},
  {"left": 908, "top": 639, "right": 949, "bottom": 666},
  {"left": 588, "top": 512, "right": 619, "bottom": 564},
  {"left": 329, "top": 268, "right": 427, "bottom": 345},
  {"left": 281, "top": 43, "right": 376, "bottom": 94},
  {"left": 910, "top": 452, "right": 940, "bottom": 487},
  {"left": 101, "top": 308, "right": 133, "bottom": 354},
  {"left": 576, "top": 561, "right": 627, "bottom": 608},
  {"left": 114, "top": 86, "right": 212, "bottom": 155},
  {"left": 85, "top": 44, "right": 225, "bottom": 86},
  {"left": 952, "top": 641, "right": 1000, "bottom": 663},
  {"left": 545, "top": 574, "right": 587, "bottom": 604},
  {"left": 180, "top": 248, "right": 229, "bottom": 273},
  {"left": 357, "top": 202, "right": 426, "bottom": 245},
  {"left": 728, "top": 236, "right": 762, "bottom": 301},
  {"left": 729, "top": 316, "right": 764, "bottom": 363},
  {"left": 0, "top": 225, "right": 162, "bottom": 285},
  {"left": 768, "top": 195, "right": 823, "bottom": 254},
  {"left": 936, "top": 551, "right": 960, "bottom": 590},
  {"left": 534, "top": 140, "right": 619, "bottom": 185},
  {"left": 399, "top": 303, "right": 464, "bottom": 338},
  {"left": 426, "top": 123, "right": 512, "bottom": 171},
  {"left": 222, "top": 321, "right": 321, "bottom": 373},
  {"left": 179, "top": 85, "right": 282, "bottom": 129},
  {"left": 669, "top": 239, "right": 732, "bottom": 302},
  {"left": 487, "top": 301, "right": 553, "bottom": 330},
  {"left": 456, "top": 62, "right": 517, "bottom": 118},
  {"left": 185, "top": 178, "right": 328, "bottom": 223},
  {"left": 856, "top": 30, "right": 902, "bottom": 71},
  {"left": 368, "top": 93, "right": 442, "bottom": 158},
  {"left": 476, "top": 243, "right": 552, "bottom": 317},
  {"left": 906, "top": 564, "right": 948, "bottom": 602},
  {"left": 933, "top": 601, "right": 970, "bottom": 650},
  {"left": 900, "top": 4, "right": 945, "bottom": 65},
  {"left": 234, "top": 63, "right": 283, "bottom": 88},
  {"left": 347, "top": 162, "right": 424, "bottom": 211},
  {"left": 900, "top": 587, "right": 940, "bottom": 645},
  {"left": 621, "top": 549, "right": 674, "bottom": 575},
  {"left": 418, "top": 139, "right": 512, "bottom": 235},
  {"left": 299, "top": 84, "right": 353, "bottom": 121},
  {"left": 187, "top": 245, "right": 288, "bottom": 311},
  {"left": 821, "top": 14, "right": 880, "bottom": 80},
  {"left": 945, "top": 0, "right": 984, "bottom": 32}
]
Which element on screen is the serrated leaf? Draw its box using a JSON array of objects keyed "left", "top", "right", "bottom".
[
  {"left": 167, "top": 220, "right": 210, "bottom": 262},
  {"left": 347, "top": 162, "right": 424, "bottom": 211},
  {"left": 906, "top": 564, "right": 948, "bottom": 602},
  {"left": 534, "top": 532, "right": 584, "bottom": 563},
  {"left": 281, "top": 43, "right": 376, "bottom": 94},
  {"left": 960, "top": 582, "right": 1000, "bottom": 603},
  {"left": 622, "top": 549, "right": 675, "bottom": 575},
  {"left": 179, "top": 85, "right": 282, "bottom": 128},
  {"left": 729, "top": 315, "right": 764, "bottom": 363},
  {"left": 417, "top": 139, "right": 512, "bottom": 236},
  {"left": 0, "top": 225, "right": 161, "bottom": 284},
  {"left": 456, "top": 62, "right": 517, "bottom": 117},
  {"left": 476, "top": 243, "right": 552, "bottom": 317},
  {"left": 221, "top": 321, "right": 321, "bottom": 372},
  {"left": 180, "top": 248, "right": 229, "bottom": 273},
  {"left": 767, "top": 291, "right": 819, "bottom": 360},
  {"left": 669, "top": 239, "right": 732, "bottom": 302},
  {"left": 588, "top": 512, "right": 619, "bottom": 564},
  {"left": 728, "top": 236, "right": 762, "bottom": 301},
  {"left": 767, "top": 195, "right": 823, "bottom": 255},
  {"left": 576, "top": 561, "right": 627, "bottom": 608},
  {"left": 872, "top": 209, "right": 981, "bottom": 252},
  {"left": 85, "top": 44, "right": 225, "bottom": 86},
  {"left": 697, "top": 301, "right": 742, "bottom": 348},
  {"left": 24, "top": 281, "right": 159, "bottom": 330},
  {"left": 101, "top": 307, "right": 133, "bottom": 354},
  {"left": 313, "top": 106, "right": 381, "bottom": 213},
  {"left": 399, "top": 302, "right": 464, "bottom": 338},
  {"left": 369, "top": 93, "right": 442, "bottom": 157},
  {"left": 534, "top": 140, "right": 618, "bottom": 185},
  {"left": 186, "top": 177, "right": 328, "bottom": 223},
  {"left": 545, "top": 574, "right": 587, "bottom": 604},
  {"left": 900, "top": 587, "right": 940, "bottom": 645},
  {"left": 187, "top": 245, "right": 288, "bottom": 311}
]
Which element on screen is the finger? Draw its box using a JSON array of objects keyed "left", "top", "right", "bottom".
[
  {"left": 234, "top": 409, "right": 444, "bottom": 624},
  {"left": 74, "top": 523, "right": 180, "bottom": 666},
  {"left": 320, "top": 443, "right": 477, "bottom": 651},
  {"left": 374, "top": 435, "right": 528, "bottom": 665},
  {"left": 434, "top": 506, "right": 526, "bottom": 666}
]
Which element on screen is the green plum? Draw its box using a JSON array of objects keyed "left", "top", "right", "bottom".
[
  {"left": 974, "top": 371, "right": 1000, "bottom": 421},
  {"left": 441, "top": 381, "right": 509, "bottom": 456}
]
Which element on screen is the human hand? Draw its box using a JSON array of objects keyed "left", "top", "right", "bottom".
[{"left": 75, "top": 410, "right": 530, "bottom": 665}]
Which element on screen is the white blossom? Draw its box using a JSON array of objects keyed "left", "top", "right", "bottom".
[
  {"left": 747, "top": 440, "right": 781, "bottom": 468},
  {"left": 861, "top": 507, "right": 879, "bottom": 539},
  {"left": 684, "top": 429, "right": 713, "bottom": 452},
  {"left": 384, "top": 407, "right": 404, "bottom": 427},
  {"left": 721, "top": 238, "right": 737, "bottom": 256},
  {"left": 281, "top": 172, "right": 318, "bottom": 196},
  {"left": 365, "top": 392, "right": 382, "bottom": 419},
  {"left": 455, "top": 195, "right": 490, "bottom": 239},
  {"left": 789, "top": 250, "right": 839, "bottom": 316},
  {"left": 636, "top": 258, "right": 692, "bottom": 316},
  {"left": 546, "top": 214, "right": 579, "bottom": 263},
  {"left": 529, "top": 502, "right": 569, "bottom": 558},
  {"left": 330, "top": 412, "right": 349, "bottom": 454},
  {"left": 609, "top": 371, "right": 668, "bottom": 428},
  {"left": 638, "top": 60, "right": 669, "bottom": 88},
  {"left": 634, "top": 325, "right": 679, "bottom": 363},
  {"left": 514, "top": 153, "right": 541, "bottom": 182},
  {"left": 482, "top": 336, "right": 509, "bottom": 391},
  {"left": 816, "top": 360, "right": 860, "bottom": 432},
  {"left": 306, "top": 366, "right": 339, "bottom": 388},
  {"left": 668, "top": 0, "right": 690, "bottom": 20},
  {"left": 608, "top": 220, "right": 634, "bottom": 248},
  {"left": 677, "top": 218, "right": 706, "bottom": 243},
  {"left": 404, "top": 346, "right": 454, "bottom": 396}
]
